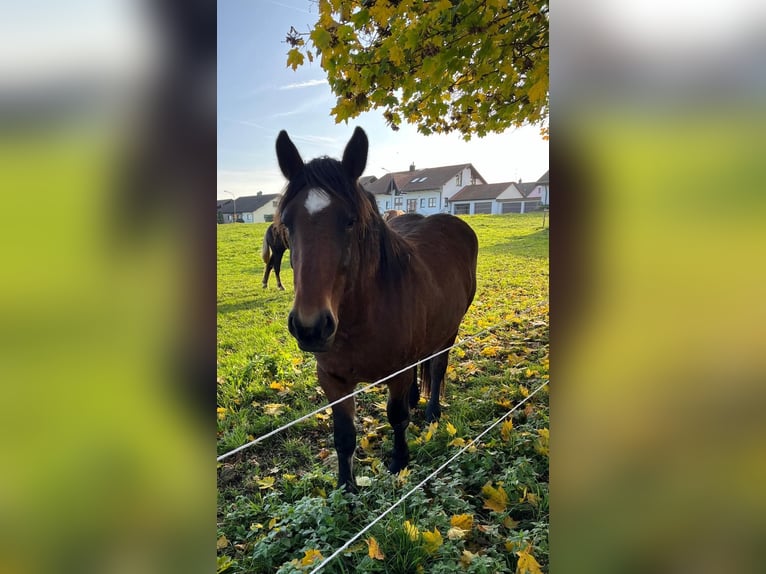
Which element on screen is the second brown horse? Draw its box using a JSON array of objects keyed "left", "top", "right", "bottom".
[{"left": 275, "top": 127, "right": 478, "bottom": 491}]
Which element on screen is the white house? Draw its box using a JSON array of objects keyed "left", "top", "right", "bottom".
[
  {"left": 535, "top": 170, "right": 549, "bottom": 206},
  {"left": 361, "top": 163, "right": 487, "bottom": 215},
  {"left": 449, "top": 181, "right": 543, "bottom": 215},
  {"left": 217, "top": 192, "right": 281, "bottom": 223}
]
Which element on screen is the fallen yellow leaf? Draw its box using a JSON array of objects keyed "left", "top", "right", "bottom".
[
  {"left": 482, "top": 482, "right": 509, "bottom": 512},
  {"left": 263, "top": 403, "right": 285, "bottom": 416},
  {"left": 516, "top": 546, "right": 543, "bottom": 574},
  {"left": 445, "top": 422, "right": 457, "bottom": 436},
  {"left": 421, "top": 528, "right": 443, "bottom": 554},
  {"left": 299, "top": 549, "right": 323, "bottom": 566},
  {"left": 460, "top": 550, "right": 477, "bottom": 567},
  {"left": 424, "top": 421, "right": 438, "bottom": 442},
  {"left": 216, "top": 535, "right": 229, "bottom": 550},
  {"left": 403, "top": 520, "right": 420, "bottom": 541},
  {"left": 256, "top": 476, "right": 275, "bottom": 490},
  {"left": 501, "top": 419, "right": 514, "bottom": 441},
  {"left": 447, "top": 526, "right": 468, "bottom": 540},
  {"left": 450, "top": 514, "right": 474, "bottom": 531},
  {"left": 366, "top": 536, "right": 385, "bottom": 560}
]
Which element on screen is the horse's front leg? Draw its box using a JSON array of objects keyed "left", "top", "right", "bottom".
[
  {"left": 387, "top": 372, "right": 413, "bottom": 474},
  {"left": 318, "top": 368, "right": 357, "bottom": 492}
]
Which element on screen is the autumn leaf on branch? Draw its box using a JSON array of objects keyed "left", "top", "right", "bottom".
[{"left": 285, "top": 0, "right": 549, "bottom": 140}]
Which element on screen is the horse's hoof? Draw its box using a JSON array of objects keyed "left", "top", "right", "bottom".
[
  {"left": 338, "top": 479, "right": 358, "bottom": 494},
  {"left": 388, "top": 458, "right": 409, "bottom": 475},
  {"left": 278, "top": 285, "right": 285, "bottom": 291},
  {"left": 262, "top": 284, "right": 267, "bottom": 289},
  {"left": 425, "top": 405, "right": 441, "bottom": 423}
]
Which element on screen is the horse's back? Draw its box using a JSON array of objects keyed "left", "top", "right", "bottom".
[
  {"left": 390, "top": 213, "right": 478, "bottom": 313},
  {"left": 390, "top": 213, "right": 477, "bottom": 261}
]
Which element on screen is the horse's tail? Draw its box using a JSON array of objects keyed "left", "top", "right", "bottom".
[
  {"left": 261, "top": 230, "right": 271, "bottom": 265},
  {"left": 419, "top": 359, "right": 446, "bottom": 399}
]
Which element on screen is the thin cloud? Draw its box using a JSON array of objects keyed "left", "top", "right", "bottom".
[
  {"left": 290, "top": 134, "right": 337, "bottom": 144},
  {"left": 279, "top": 79, "right": 328, "bottom": 90}
]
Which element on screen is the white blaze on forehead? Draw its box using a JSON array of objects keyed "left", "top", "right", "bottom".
[{"left": 304, "top": 187, "right": 332, "bottom": 215}]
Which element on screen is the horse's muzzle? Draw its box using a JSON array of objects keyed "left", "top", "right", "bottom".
[{"left": 287, "top": 309, "right": 337, "bottom": 352}]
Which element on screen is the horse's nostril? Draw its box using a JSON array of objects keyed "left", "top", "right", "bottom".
[
  {"left": 287, "top": 311, "right": 298, "bottom": 337},
  {"left": 320, "top": 311, "right": 337, "bottom": 340}
]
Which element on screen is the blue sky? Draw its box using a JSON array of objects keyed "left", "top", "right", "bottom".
[{"left": 217, "top": 0, "right": 549, "bottom": 199}]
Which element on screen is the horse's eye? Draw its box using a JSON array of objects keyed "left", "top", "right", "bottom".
[{"left": 345, "top": 217, "right": 356, "bottom": 230}]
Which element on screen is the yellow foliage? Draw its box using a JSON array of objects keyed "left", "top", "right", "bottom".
[
  {"left": 447, "top": 527, "right": 467, "bottom": 540},
  {"left": 482, "top": 482, "right": 509, "bottom": 512},
  {"left": 286, "top": 48, "right": 304, "bottom": 71},
  {"left": 481, "top": 345, "right": 501, "bottom": 357},
  {"left": 448, "top": 437, "right": 466, "bottom": 447},
  {"left": 216, "top": 534, "right": 229, "bottom": 549},
  {"left": 396, "top": 467, "right": 412, "bottom": 485},
  {"left": 366, "top": 536, "right": 385, "bottom": 560},
  {"left": 445, "top": 421, "right": 457, "bottom": 436}
]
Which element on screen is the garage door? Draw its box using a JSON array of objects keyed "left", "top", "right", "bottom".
[
  {"left": 474, "top": 202, "right": 492, "bottom": 214},
  {"left": 502, "top": 202, "right": 522, "bottom": 213},
  {"left": 453, "top": 203, "right": 470, "bottom": 215}
]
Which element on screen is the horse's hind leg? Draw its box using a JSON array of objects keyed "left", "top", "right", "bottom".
[
  {"left": 273, "top": 249, "right": 285, "bottom": 290},
  {"left": 262, "top": 258, "right": 273, "bottom": 288},
  {"left": 387, "top": 372, "right": 413, "bottom": 474},
  {"left": 425, "top": 350, "right": 450, "bottom": 422}
]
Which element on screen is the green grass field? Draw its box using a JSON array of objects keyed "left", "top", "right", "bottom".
[{"left": 217, "top": 213, "right": 549, "bottom": 573}]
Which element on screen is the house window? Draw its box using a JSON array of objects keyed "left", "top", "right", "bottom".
[
  {"left": 394, "top": 196, "right": 403, "bottom": 208},
  {"left": 245, "top": 213, "right": 253, "bottom": 222},
  {"left": 272, "top": 201, "right": 278, "bottom": 207},
  {"left": 455, "top": 173, "right": 462, "bottom": 186},
  {"left": 420, "top": 198, "right": 425, "bottom": 208},
  {"left": 407, "top": 199, "right": 417, "bottom": 212},
  {"left": 385, "top": 200, "right": 391, "bottom": 209},
  {"left": 428, "top": 197, "right": 436, "bottom": 208},
  {"left": 444, "top": 197, "right": 449, "bottom": 207}
]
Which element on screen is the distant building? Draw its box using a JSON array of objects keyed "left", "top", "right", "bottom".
[
  {"left": 361, "top": 163, "right": 487, "bottom": 215},
  {"left": 449, "top": 180, "right": 543, "bottom": 215},
  {"left": 217, "top": 192, "right": 281, "bottom": 223}
]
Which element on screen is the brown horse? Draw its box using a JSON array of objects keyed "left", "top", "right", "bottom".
[
  {"left": 275, "top": 127, "right": 478, "bottom": 491},
  {"left": 261, "top": 222, "right": 290, "bottom": 290},
  {"left": 382, "top": 209, "right": 405, "bottom": 222}
]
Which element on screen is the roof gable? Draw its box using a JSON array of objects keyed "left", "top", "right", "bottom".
[
  {"left": 362, "top": 163, "right": 486, "bottom": 195},
  {"left": 449, "top": 182, "right": 513, "bottom": 202}
]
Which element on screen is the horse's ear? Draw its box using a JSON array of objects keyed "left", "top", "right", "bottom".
[
  {"left": 276, "top": 130, "right": 304, "bottom": 180},
  {"left": 342, "top": 127, "right": 368, "bottom": 180}
]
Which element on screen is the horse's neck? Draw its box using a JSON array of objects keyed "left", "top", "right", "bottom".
[{"left": 353, "top": 219, "right": 409, "bottom": 296}]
